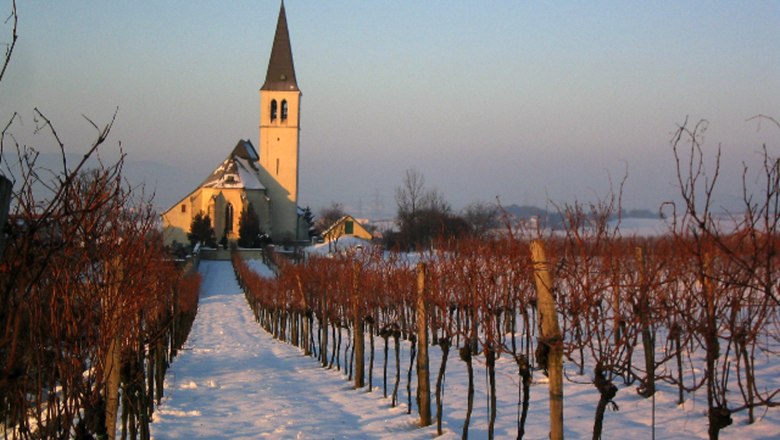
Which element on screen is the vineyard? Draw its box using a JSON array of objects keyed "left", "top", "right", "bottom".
[
  {"left": 0, "top": 113, "right": 202, "bottom": 439},
  {"left": 0, "top": 134, "right": 774, "bottom": 438},
  {"left": 239, "top": 119, "right": 780, "bottom": 439},
  {"left": 233, "top": 200, "right": 779, "bottom": 439}
]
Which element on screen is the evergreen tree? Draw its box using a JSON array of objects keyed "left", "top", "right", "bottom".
[
  {"left": 238, "top": 204, "right": 263, "bottom": 248},
  {"left": 302, "top": 206, "right": 316, "bottom": 237},
  {"left": 188, "top": 212, "right": 216, "bottom": 247}
]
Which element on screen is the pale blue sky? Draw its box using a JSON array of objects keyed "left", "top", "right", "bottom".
[{"left": 1, "top": 1, "right": 778, "bottom": 218}]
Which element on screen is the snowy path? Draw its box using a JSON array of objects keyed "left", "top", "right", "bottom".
[
  {"left": 150, "top": 260, "right": 779, "bottom": 439},
  {"left": 150, "top": 260, "right": 432, "bottom": 439}
]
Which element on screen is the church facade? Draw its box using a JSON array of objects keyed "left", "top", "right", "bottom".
[{"left": 162, "top": 3, "right": 306, "bottom": 246}]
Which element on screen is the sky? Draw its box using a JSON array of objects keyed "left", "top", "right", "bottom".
[{"left": 0, "top": 1, "right": 778, "bottom": 219}]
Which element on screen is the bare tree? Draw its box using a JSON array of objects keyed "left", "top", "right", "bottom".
[
  {"left": 462, "top": 201, "right": 498, "bottom": 237},
  {"left": 393, "top": 168, "right": 463, "bottom": 249},
  {"left": 395, "top": 168, "right": 427, "bottom": 224},
  {"left": 316, "top": 201, "right": 346, "bottom": 233}
]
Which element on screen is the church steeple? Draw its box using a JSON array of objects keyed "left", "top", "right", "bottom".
[
  {"left": 261, "top": 2, "right": 298, "bottom": 91},
  {"left": 258, "top": 1, "right": 303, "bottom": 240}
]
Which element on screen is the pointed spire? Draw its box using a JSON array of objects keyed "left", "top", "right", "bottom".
[{"left": 261, "top": 2, "right": 298, "bottom": 91}]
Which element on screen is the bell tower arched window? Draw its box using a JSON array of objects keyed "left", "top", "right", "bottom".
[
  {"left": 270, "top": 99, "right": 278, "bottom": 121},
  {"left": 281, "top": 99, "right": 288, "bottom": 121}
]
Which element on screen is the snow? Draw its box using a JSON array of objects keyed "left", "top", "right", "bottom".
[
  {"left": 306, "top": 236, "right": 371, "bottom": 257},
  {"left": 245, "top": 258, "right": 276, "bottom": 278},
  {"left": 151, "top": 260, "right": 780, "bottom": 439},
  {"left": 610, "top": 217, "right": 671, "bottom": 236},
  {"left": 235, "top": 157, "right": 266, "bottom": 190},
  {"left": 610, "top": 214, "right": 747, "bottom": 237},
  {"left": 201, "top": 156, "right": 265, "bottom": 190},
  {"left": 150, "top": 260, "right": 434, "bottom": 439}
]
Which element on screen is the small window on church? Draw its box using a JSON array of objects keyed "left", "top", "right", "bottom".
[
  {"left": 276, "top": 158, "right": 280, "bottom": 175},
  {"left": 181, "top": 204, "right": 186, "bottom": 213},
  {"left": 281, "top": 100, "right": 288, "bottom": 121},
  {"left": 270, "top": 99, "right": 278, "bottom": 121},
  {"left": 345, "top": 220, "right": 354, "bottom": 235}
]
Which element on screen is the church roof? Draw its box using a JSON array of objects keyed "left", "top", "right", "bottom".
[
  {"left": 200, "top": 140, "right": 266, "bottom": 190},
  {"left": 261, "top": 2, "right": 299, "bottom": 92}
]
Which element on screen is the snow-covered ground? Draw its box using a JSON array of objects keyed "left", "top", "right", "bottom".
[
  {"left": 306, "top": 236, "right": 371, "bottom": 257},
  {"left": 151, "top": 259, "right": 779, "bottom": 439},
  {"left": 150, "top": 260, "right": 436, "bottom": 439}
]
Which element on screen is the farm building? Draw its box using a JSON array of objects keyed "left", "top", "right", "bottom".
[{"left": 321, "top": 215, "right": 374, "bottom": 244}]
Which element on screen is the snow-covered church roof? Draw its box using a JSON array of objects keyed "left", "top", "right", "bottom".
[{"left": 200, "top": 140, "right": 266, "bottom": 190}]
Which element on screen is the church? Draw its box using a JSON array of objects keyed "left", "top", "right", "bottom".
[{"left": 162, "top": 3, "right": 307, "bottom": 246}]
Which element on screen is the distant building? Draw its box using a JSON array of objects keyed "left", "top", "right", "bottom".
[
  {"left": 321, "top": 215, "right": 374, "bottom": 244},
  {"left": 162, "top": 2, "right": 306, "bottom": 245}
]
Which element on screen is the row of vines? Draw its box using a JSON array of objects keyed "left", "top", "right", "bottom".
[
  {"left": 235, "top": 226, "right": 779, "bottom": 439},
  {"left": 0, "top": 113, "right": 202, "bottom": 439},
  {"left": 232, "top": 128, "right": 779, "bottom": 439}
]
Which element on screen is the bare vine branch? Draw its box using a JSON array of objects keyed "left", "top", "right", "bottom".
[{"left": 0, "top": 0, "right": 17, "bottom": 84}]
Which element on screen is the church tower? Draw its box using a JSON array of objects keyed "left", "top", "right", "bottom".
[{"left": 259, "top": 2, "right": 302, "bottom": 241}]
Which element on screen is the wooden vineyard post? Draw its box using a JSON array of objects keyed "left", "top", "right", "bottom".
[
  {"left": 297, "top": 275, "right": 311, "bottom": 356},
  {"left": 530, "top": 240, "right": 564, "bottom": 440},
  {"left": 416, "top": 262, "right": 432, "bottom": 426},
  {"left": 636, "top": 246, "right": 656, "bottom": 398},
  {"left": 353, "top": 262, "right": 365, "bottom": 388},
  {"left": 105, "top": 335, "right": 121, "bottom": 440},
  {"left": 104, "top": 258, "right": 123, "bottom": 440},
  {"left": 320, "top": 288, "right": 328, "bottom": 368}
]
